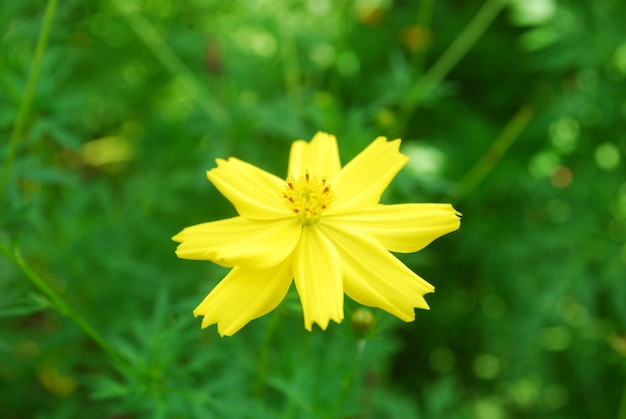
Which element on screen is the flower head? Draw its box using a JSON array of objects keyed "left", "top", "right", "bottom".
[{"left": 172, "top": 132, "right": 461, "bottom": 336}]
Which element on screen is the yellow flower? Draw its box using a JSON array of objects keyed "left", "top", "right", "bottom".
[{"left": 173, "top": 132, "right": 461, "bottom": 336}]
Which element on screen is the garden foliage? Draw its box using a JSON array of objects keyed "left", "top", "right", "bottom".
[{"left": 1, "top": 0, "right": 625, "bottom": 417}]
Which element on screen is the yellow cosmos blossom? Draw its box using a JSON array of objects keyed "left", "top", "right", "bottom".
[{"left": 173, "top": 132, "right": 461, "bottom": 336}]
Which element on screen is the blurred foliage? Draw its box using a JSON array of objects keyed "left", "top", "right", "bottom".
[{"left": 1, "top": 0, "right": 626, "bottom": 418}]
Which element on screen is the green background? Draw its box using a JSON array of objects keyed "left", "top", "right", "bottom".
[{"left": 1, "top": 0, "right": 625, "bottom": 417}]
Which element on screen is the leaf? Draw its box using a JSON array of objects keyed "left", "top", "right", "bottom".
[
  {"left": 90, "top": 377, "right": 132, "bottom": 400},
  {"left": 264, "top": 376, "right": 313, "bottom": 415},
  {"left": 0, "top": 293, "right": 51, "bottom": 318}
]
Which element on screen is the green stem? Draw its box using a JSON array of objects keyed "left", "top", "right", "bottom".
[
  {"left": 446, "top": 105, "right": 534, "bottom": 204},
  {"left": 328, "top": 338, "right": 367, "bottom": 417},
  {"left": 618, "top": 382, "right": 626, "bottom": 419},
  {"left": 395, "top": 0, "right": 508, "bottom": 135},
  {"left": 410, "top": 0, "right": 434, "bottom": 75},
  {"left": 328, "top": 0, "right": 354, "bottom": 101},
  {"left": 0, "top": 0, "right": 59, "bottom": 209},
  {"left": 111, "top": 0, "right": 229, "bottom": 126},
  {"left": 281, "top": 31, "right": 301, "bottom": 106},
  {"left": 0, "top": 241, "right": 127, "bottom": 368},
  {"left": 253, "top": 311, "right": 281, "bottom": 395}
]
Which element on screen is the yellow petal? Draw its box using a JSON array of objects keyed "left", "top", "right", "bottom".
[
  {"left": 193, "top": 260, "right": 293, "bottom": 337},
  {"left": 288, "top": 132, "right": 341, "bottom": 179},
  {"left": 292, "top": 224, "right": 344, "bottom": 331},
  {"left": 173, "top": 217, "right": 301, "bottom": 269},
  {"left": 208, "top": 158, "right": 288, "bottom": 220},
  {"left": 327, "top": 137, "right": 409, "bottom": 214},
  {"left": 325, "top": 203, "right": 461, "bottom": 253},
  {"left": 319, "top": 223, "right": 434, "bottom": 321}
]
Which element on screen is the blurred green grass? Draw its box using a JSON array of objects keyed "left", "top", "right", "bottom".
[{"left": 1, "top": 0, "right": 625, "bottom": 418}]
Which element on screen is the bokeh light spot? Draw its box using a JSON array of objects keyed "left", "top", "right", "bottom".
[
  {"left": 451, "top": 289, "right": 477, "bottom": 314},
  {"left": 310, "top": 43, "right": 336, "bottom": 68},
  {"left": 472, "top": 399, "right": 505, "bottom": 419},
  {"left": 404, "top": 142, "right": 445, "bottom": 175},
  {"left": 37, "top": 365, "right": 76, "bottom": 397},
  {"left": 375, "top": 108, "right": 396, "bottom": 128},
  {"left": 614, "top": 41, "right": 626, "bottom": 75},
  {"left": 560, "top": 298, "right": 591, "bottom": 328},
  {"left": 81, "top": 136, "right": 135, "bottom": 167},
  {"left": 122, "top": 62, "right": 147, "bottom": 87},
  {"left": 239, "top": 90, "right": 258, "bottom": 108},
  {"left": 529, "top": 150, "right": 560, "bottom": 178},
  {"left": 541, "top": 326, "right": 572, "bottom": 351},
  {"left": 544, "top": 384, "right": 569, "bottom": 410},
  {"left": 233, "top": 28, "right": 277, "bottom": 57},
  {"left": 594, "top": 142, "right": 621, "bottom": 171},
  {"left": 402, "top": 25, "right": 433, "bottom": 52},
  {"left": 474, "top": 353, "right": 501, "bottom": 380},
  {"left": 509, "top": 0, "right": 556, "bottom": 26},
  {"left": 547, "top": 199, "right": 570, "bottom": 222},
  {"left": 429, "top": 347, "right": 456, "bottom": 373},
  {"left": 156, "top": 77, "right": 197, "bottom": 122},
  {"left": 550, "top": 165, "right": 573, "bottom": 188},
  {"left": 307, "top": 0, "right": 331, "bottom": 15},
  {"left": 509, "top": 376, "right": 542, "bottom": 408},
  {"left": 549, "top": 117, "right": 578, "bottom": 154}
]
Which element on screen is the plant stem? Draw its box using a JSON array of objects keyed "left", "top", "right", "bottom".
[
  {"left": 328, "top": 338, "right": 367, "bottom": 417},
  {"left": 395, "top": 0, "right": 509, "bottom": 136},
  {"left": 419, "top": 0, "right": 507, "bottom": 98},
  {"left": 0, "top": 242, "right": 128, "bottom": 368},
  {"left": 281, "top": 30, "right": 302, "bottom": 106},
  {"left": 253, "top": 311, "right": 281, "bottom": 394},
  {"left": 446, "top": 105, "right": 534, "bottom": 204},
  {"left": 0, "top": 0, "right": 59, "bottom": 209},
  {"left": 619, "top": 382, "right": 626, "bottom": 419},
  {"left": 410, "top": 0, "right": 434, "bottom": 75},
  {"left": 111, "top": 0, "right": 229, "bottom": 126}
]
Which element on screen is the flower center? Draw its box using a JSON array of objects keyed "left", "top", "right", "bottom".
[{"left": 282, "top": 172, "right": 335, "bottom": 224}]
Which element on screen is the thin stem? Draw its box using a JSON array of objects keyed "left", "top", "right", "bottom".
[
  {"left": 410, "top": 0, "right": 434, "bottom": 75},
  {"left": 445, "top": 105, "right": 534, "bottom": 204},
  {"left": 253, "top": 311, "right": 281, "bottom": 394},
  {"left": 419, "top": 0, "right": 507, "bottom": 98},
  {"left": 328, "top": 338, "right": 367, "bottom": 417},
  {"left": 281, "top": 30, "right": 302, "bottom": 106},
  {"left": 619, "top": 382, "right": 626, "bottom": 419},
  {"left": 0, "top": 241, "right": 128, "bottom": 368},
  {"left": 328, "top": 0, "right": 354, "bottom": 100},
  {"left": 395, "top": 0, "right": 508, "bottom": 135},
  {"left": 0, "top": 0, "right": 59, "bottom": 209},
  {"left": 111, "top": 0, "right": 229, "bottom": 126}
]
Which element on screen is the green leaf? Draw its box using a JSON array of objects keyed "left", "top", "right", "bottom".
[{"left": 0, "top": 293, "right": 50, "bottom": 317}]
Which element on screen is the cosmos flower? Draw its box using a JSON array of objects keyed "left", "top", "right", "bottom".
[{"left": 173, "top": 132, "right": 461, "bottom": 336}]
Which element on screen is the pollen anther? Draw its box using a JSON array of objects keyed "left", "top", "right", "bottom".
[{"left": 282, "top": 172, "right": 335, "bottom": 224}]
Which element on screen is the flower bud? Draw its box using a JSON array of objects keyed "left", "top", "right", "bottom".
[{"left": 350, "top": 307, "right": 375, "bottom": 335}]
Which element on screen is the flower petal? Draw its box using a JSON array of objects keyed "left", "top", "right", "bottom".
[
  {"left": 173, "top": 217, "right": 301, "bottom": 269},
  {"left": 288, "top": 132, "right": 341, "bottom": 179},
  {"left": 327, "top": 137, "right": 409, "bottom": 214},
  {"left": 193, "top": 260, "right": 293, "bottom": 337},
  {"left": 319, "top": 222, "right": 434, "bottom": 321},
  {"left": 326, "top": 203, "right": 461, "bottom": 253},
  {"left": 292, "top": 225, "right": 344, "bottom": 331},
  {"left": 208, "top": 158, "right": 289, "bottom": 219}
]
